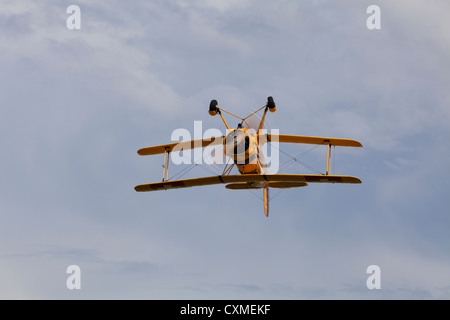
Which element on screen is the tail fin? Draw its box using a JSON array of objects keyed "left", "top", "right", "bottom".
[{"left": 263, "top": 187, "right": 269, "bottom": 217}]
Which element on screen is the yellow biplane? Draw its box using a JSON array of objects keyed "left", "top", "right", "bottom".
[{"left": 135, "top": 97, "right": 362, "bottom": 217}]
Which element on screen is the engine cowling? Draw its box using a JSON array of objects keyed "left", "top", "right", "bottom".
[{"left": 223, "top": 128, "right": 258, "bottom": 166}]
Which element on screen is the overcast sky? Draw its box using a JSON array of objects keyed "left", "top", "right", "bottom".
[{"left": 1, "top": 0, "right": 450, "bottom": 299}]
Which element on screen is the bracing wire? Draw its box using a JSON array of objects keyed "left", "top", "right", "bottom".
[
  {"left": 271, "top": 143, "right": 324, "bottom": 174},
  {"left": 168, "top": 152, "right": 214, "bottom": 181},
  {"left": 218, "top": 106, "right": 267, "bottom": 129},
  {"left": 217, "top": 108, "right": 243, "bottom": 121},
  {"left": 168, "top": 161, "right": 199, "bottom": 181},
  {"left": 241, "top": 106, "right": 267, "bottom": 121},
  {"left": 269, "top": 188, "right": 287, "bottom": 201},
  {"left": 245, "top": 188, "right": 264, "bottom": 201}
]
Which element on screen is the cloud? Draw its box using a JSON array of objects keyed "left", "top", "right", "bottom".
[{"left": 0, "top": 13, "right": 33, "bottom": 36}]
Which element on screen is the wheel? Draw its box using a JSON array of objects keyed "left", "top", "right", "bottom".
[
  {"left": 267, "top": 96, "right": 276, "bottom": 112},
  {"left": 209, "top": 99, "right": 218, "bottom": 116}
]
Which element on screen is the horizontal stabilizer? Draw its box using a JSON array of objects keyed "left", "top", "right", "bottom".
[
  {"left": 268, "top": 182, "right": 308, "bottom": 188},
  {"left": 225, "top": 183, "right": 262, "bottom": 190}
]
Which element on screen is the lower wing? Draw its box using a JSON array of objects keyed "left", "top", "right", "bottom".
[{"left": 135, "top": 174, "right": 361, "bottom": 192}]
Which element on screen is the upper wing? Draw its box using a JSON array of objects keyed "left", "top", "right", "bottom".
[
  {"left": 137, "top": 135, "right": 224, "bottom": 155},
  {"left": 135, "top": 174, "right": 361, "bottom": 192},
  {"left": 259, "top": 134, "right": 363, "bottom": 147}
]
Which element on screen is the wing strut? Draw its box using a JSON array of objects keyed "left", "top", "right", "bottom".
[
  {"left": 326, "top": 142, "right": 331, "bottom": 175},
  {"left": 162, "top": 148, "right": 170, "bottom": 181}
]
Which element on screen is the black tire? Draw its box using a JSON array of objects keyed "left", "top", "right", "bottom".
[
  {"left": 267, "top": 96, "right": 276, "bottom": 110},
  {"left": 209, "top": 100, "right": 218, "bottom": 112}
]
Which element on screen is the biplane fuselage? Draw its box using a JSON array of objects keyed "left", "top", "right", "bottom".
[
  {"left": 135, "top": 97, "right": 362, "bottom": 217},
  {"left": 224, "top": 127, "right": 262, "bottom": 173}
]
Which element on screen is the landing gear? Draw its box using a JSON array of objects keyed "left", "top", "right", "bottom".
[
  {"left": 209, "top": 99, "right": 218, "bottom": 116},
  {"left": 267, "top": 96, "right": 276, "bottom": 112}
]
